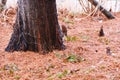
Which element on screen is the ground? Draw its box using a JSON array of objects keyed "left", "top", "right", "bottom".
[{"left": 0, "top": 8, "right": 120, "bottom": 80}]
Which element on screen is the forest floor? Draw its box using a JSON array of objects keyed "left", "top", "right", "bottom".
[{"left": 0, "top": 8, "right": 120, "bottom": 80}]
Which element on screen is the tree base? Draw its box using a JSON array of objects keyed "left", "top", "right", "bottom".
[{"left": 5, "top": 0, "right": 65, "bottom": 53}]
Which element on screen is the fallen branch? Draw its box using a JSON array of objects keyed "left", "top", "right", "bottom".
[{"left": 88, "top": 0, "right": 115, "bottom": 19}]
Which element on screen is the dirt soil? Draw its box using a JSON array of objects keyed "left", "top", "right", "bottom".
[{"left": 0, "top": 9, "right": 120, "bottom": 80}]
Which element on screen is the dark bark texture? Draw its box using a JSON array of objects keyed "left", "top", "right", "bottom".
[
  {"left": 5, "top": 0, "right": 65, "bottom": 53},
  {"left": 88, "top": 0, "right": 115, "bottom": 19}
]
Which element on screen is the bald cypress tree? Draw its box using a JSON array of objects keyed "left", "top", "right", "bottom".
[{"left": 5, "top": 0, "right": 65, "bottom": 53}]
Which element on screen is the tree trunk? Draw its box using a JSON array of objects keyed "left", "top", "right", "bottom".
[
  {"left": 5, "top": 0, "right": 65, "bottom": 53},
  {"left": 88, "top": 0, "right": 115, "bottom": 19}
]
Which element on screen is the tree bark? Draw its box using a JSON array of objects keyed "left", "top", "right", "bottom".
[
  {"left": 88, "top": 0, "right": 115, "bottom": 19},
  {"left": 5, "top": 0, "right": 65, "bottom": 53}
]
